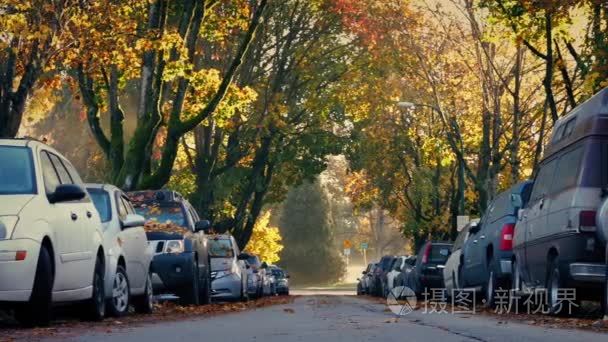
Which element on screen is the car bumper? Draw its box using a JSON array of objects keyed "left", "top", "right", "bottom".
[
  {"left": 276, "top": 282, "right": 289, "bottom": 293},
  {"left": 569, "top": 262, "right": 606, "bottom": 283},
  {"left": 0, "top": 238, "right": 40, "bottom": 302},
  {"left": 150, "top": 252, "right": 195, "bottom": 293},
  {"left": 211, "top": 274, "right": 241, "bottom": 299}
]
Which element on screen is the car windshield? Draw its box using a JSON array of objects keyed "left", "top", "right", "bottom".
[
  {"left": 0, "top": 146, "right": 36, "bottom": 195},
  {"left": 271, "top": 269, "right": 285, "bottom": 279},
  {"left": 381, "top": 257, "right": 394, "bottom": 271},
  {"left": 247, "top": 256, "right": 261, "bottom": 267},
  {"left": 208, "top": 238, "right": 234, "bottom": 258},
  {"left": 88, "top": 188, "right": 111, "bottom": 223},
  {"left": 429, "top": 245, "right": 451, "bottom": 264},
  {"left": 134, "top": 202, "right": 187, "bottom": 227}
]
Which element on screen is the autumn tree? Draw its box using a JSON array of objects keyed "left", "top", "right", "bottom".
[{"left": 0, "top": 1, "right": 76, "bottom": 137}]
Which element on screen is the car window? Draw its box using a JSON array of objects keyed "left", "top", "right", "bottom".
[
  {"left": 40, "top": 152, "right": 61, "bottom": 195},
  {"left": 0, "top": 146, "right": 36, "bottom": 195},
  {"left": 116, "top": 193, "right": 128, "bottom": 220},
  {"left": 120, "top": 196, "right": 135, "bottom": 215},
  {"left": 88, "top": 188, "right": 111, "bottom": 223},
  {"left": 551, "top": 147, "right": 584, "bottom": 194},
  {"left": 429, "top": 244, "right": 451, "bottom": 264},
  {"left": 529, "top": 158, "right": 558, "bottom": 204},
  {"left": 208, "top": 238, "right": 235, "bottom": 258},
  {"left": 134, "top": 202, "right": 187, "bottom": 227},
  {"left": 62, "top": 160, "right": 85, "bottom": 185},
  {"left": 48, "top": 153, "right": 73, "bottom": 185}
]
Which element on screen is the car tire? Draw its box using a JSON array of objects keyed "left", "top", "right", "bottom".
[
  {"left": 484, "top": 264, "right": 497, "bottom": 309},
  {"left": 241, "top": 281, "right": 249, "bottom": 302},
  {"left": 15, "top": 246, "right": 53, "bottom": 327},
  {"left": 357, "top": 282, "right": 363, "bottom": 296},
  {"left": 134, "top": 272, "right": 154, "bottom": 314},
  {"left": 86, "top": 256, "right": 106, "bottom": 321},
  {"left": 107, "top": 265, "right": 130, "bottom": 317},
  {"left": 180, "top": 261, "right": 200, "bottom": 306}
]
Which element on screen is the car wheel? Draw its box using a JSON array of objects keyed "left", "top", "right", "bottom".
[
  {"left": 179, "top": 261, "right": 200, "bottom": 306},
  {"left": 108, "top": 265, "right": 130, "bottom": 317},
  {"left": 241, "top": 280, "right": 249, "bottom": 302},
  {"left": 512, "top": 258, "right": 522, "bottom": 292},
  {"left": 547, "top": 257, "right": 579, "bottom": 316},
  {"left": 86, "top": 256, "right": 106, "bottom": 321},
  {"left": 15, "top": 246, "right": 53, "bottom": 327},
  {"left": 484, "top": 265, "right": 497, "bottom": 309},
  {"left": 134, "top": 272, "right": 154, "bottom": 314},
  {"left": 357, "top": 282, "right": 363, "bottom": 296}
]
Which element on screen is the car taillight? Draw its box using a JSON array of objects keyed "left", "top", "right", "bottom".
[
  {"left": 500, "top": 223, "right": 515, "bottom": 251},
  {"left": 421, "top": 243, "right": 431, "bottom": 264},
  {"left": 579, "top": 210, "right": 597, "bottom": 232}
]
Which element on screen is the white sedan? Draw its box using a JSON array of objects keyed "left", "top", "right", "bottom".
[{"left": 87, "top": 184, "right": 154, "bottom": 316}]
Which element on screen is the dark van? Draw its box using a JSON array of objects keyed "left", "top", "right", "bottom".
[{"left": 513, "top": 87, "right": 608, "bottom": 314}]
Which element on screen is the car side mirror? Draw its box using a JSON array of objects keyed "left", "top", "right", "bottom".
[
  {"left": 194, "top": 220, "right": 211, "bottom": 233},
  {"left": 286, "top": 274, "right": 290, "bottom": 279},
  {"left": 469, "top": 224, "right": 480, "bottom": 234},
  {"left": 362, "top": 271, "right": 367, "bottom": 275},
  {"left": 121, "top": 214, "right": 146, "bottom": 229},
  {"left": 511, "top": 193, "right": 523, "bottom": 209},
  {"left": 50, "top": 184, "right": 86, "bottom": 203},
  {"left": 237, "top": 253, "right": 249, "bottom": 261}
]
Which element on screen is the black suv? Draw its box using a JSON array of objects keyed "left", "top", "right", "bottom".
[{"left": 127, "top": 190, "right": 211, "bottom": 305}]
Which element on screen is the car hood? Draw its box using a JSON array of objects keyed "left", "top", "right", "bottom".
[
  {"left": 146, "top": 231, "right": 187, "bottom": 241},
  {"left": 0, "top": 195, "right": 34, "bottom": 216},
  {"left": 210, "top": 258, "right": 233, "bottom": 271}
]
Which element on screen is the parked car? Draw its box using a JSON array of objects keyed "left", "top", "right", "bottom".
[
  {"left": 0, "top": 139, "right": 106, "bottom": 325},
  {"left": 443, "top": 221, "right": 477, "bottom": 297},
  {"left": 513, "top": 88, "right": 608, "bottom": 314},
  {"left": 127, "top": 190, "right": 212, "bottom": 306},
  {"left": 375, "top": 255, "right": 396, "bottom": 296},
  {"left": 394, "top": 257, "right": 416, "bottom": 289},
  {"left": 357, "top": 263, "right": 374, "bottom": 295},
  {"left": 269, "top": 266, "right": 290, "bottom": 295},
  {"left": 87, "top": 184, "right": 155, "bottom": 316},
  {"left": 245, "top": 254, "right": 267, "bottom": 298},
  {"left": 264, "top": 266, "right": 278, "bottom": 296},
  {"left": 386, "top": 256, "right": 409, "bottom": 295},
  {"left": 208, "top": 234, "right": 249, "bottom": 301},
  {"left": 460, "top": 182, "right": 532, "bottom": 307},
  {"left": 405, "top": 241, "right": 452, "bottom": 296}
]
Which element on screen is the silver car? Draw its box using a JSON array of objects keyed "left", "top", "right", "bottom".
[{"left": 209, "top": 234, "right": 248, "bottom": 301}]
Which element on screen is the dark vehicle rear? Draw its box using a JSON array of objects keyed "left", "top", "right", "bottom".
[
  {"left": 461, "top": 181, "right": 532, "bottom": 306},
  {"left": 127, "top": 190, "right": 212, "bottom": 305},
  {"left": 406, "top": 242, "right": 452, "bottom": 295},
  {"left": 375, "top": 255, "right": 396, "bottom": 297}
]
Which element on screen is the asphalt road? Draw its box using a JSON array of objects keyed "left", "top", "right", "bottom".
[{"left": 40, "top": 291, "right": 607, "bottom": 342}]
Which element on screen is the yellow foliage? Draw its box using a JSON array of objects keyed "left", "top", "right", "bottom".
[{"left": 244, "top": 211, "right": 284, "bottom": 264}]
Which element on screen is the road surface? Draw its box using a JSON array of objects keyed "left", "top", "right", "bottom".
[{"left": 36, "top": 290, "right": 607, "bottom": 342}]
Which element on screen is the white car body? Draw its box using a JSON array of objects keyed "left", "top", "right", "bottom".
[
  {"left": 209, "top": 234, "right": 248, "bottom": 300},
  {"left": 86, "top": 184, "right": 153, "bottom": 306},
  {"left": 443, "top": 220, "right": 477, "bottom": 295},
  {"left": 0, "top": 139, "right": 104, "bottom": 304},
  {"left": 386, "top": 256, "right": 407, "bottom": 292}
]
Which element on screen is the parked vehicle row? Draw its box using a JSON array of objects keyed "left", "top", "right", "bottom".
[
  {"left": 358, "top": 88, "right": 608, "bottom": 316},
  {"left": 0, "top": 138, "right": 289, "bottom": 327}
]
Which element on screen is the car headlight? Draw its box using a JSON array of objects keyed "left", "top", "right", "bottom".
[
  {"left": 164, "top": 240, "right": 185, "bottom": 254},
  {"left": 0, "top": 216, "right": 18, "bottom": 240}
]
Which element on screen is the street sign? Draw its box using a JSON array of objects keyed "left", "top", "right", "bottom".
[
  {"left": 360, "top": 242, "right": 368, "bottom": 250},
  {"left": 343, "top": 248, "right": 351, "bottom": 256},
  {"left": 343, "top": 239, "right": 352, "bottom": 249}
]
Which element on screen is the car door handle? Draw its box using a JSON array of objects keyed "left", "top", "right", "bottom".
[
  {"left": 473, "top": 239, "right": 478, "bottom": 244},
  {"left": 539, "top": 198, "right": 545, "bottom": 209},
  {"left": 71, "top": 212, "right": 78, "bottom": 221},
  {"left": 480, "top": 235, "right": 485, "bottom": 240},
  {"left": 86, "top": 211, "right": 92, "bottom": 218}
]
